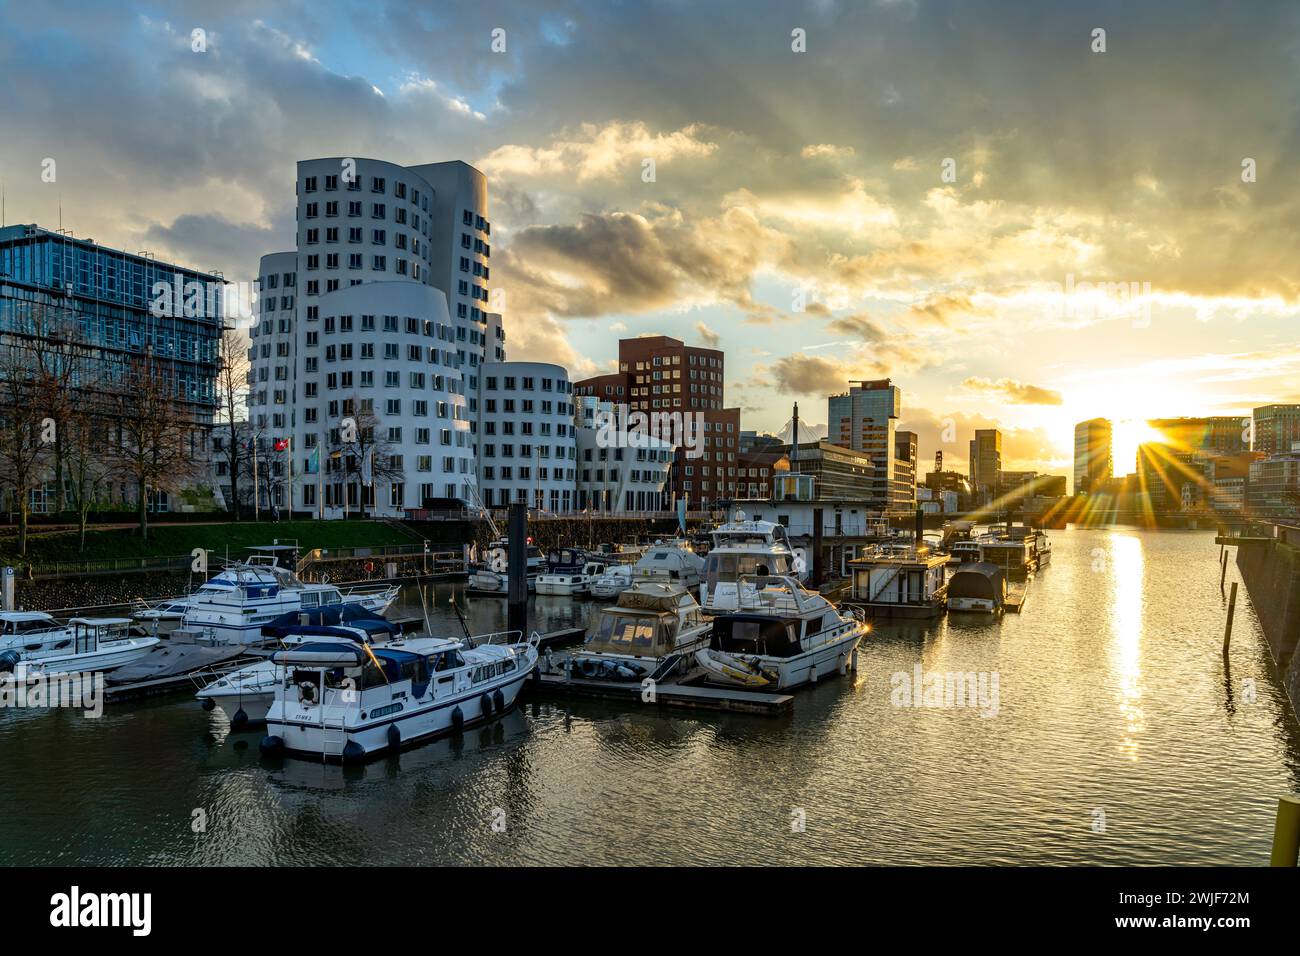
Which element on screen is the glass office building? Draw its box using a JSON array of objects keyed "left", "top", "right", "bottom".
[{"left": 0, "top": 224, "right": 223, "bottom": 422}]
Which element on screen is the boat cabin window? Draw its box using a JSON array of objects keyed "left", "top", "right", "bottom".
[
  {"left": 711, "top": 617, "right": 802, "bottom": 657},
  {"left": 429, "top": 649, "right": 465, "bottom": 672},
  {"left": 588, "top": 612, "right": 657, "bottom": 651},
  {"left": 704, "top": 553, "right": 790, "bottom": 590},
  {"left": 322, "top": 590, "right": 342, "bottom": 605},
  {"left": 300, "top": 592, "right": 320, "bottom": 608}
]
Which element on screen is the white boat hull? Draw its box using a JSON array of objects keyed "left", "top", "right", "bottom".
[
  {"left": 698, "top": 625, "right": 863, "bottom": 691},
  {"left": 196, "top": 660, "right": 279, "bottom": 724},
  {"left": 948, "top": 597, "right": 1000, "bottom": 613},
  {"left": 14, "top": 638, "right": 160, "bottom": 678},
  {"left": 270, "top": 664, "right": 534, "bottom": 760}
]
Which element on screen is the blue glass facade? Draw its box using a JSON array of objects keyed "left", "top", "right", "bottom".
[{"left": 0, "top": 224, "right": 222, "bottom": 420}]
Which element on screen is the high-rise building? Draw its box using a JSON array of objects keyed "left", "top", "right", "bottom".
[
  {"left": 573, "top": 335, "right": 740, "bottom": 509},
  {"left": 894, "top": 430, "right": 918, "bottom": 509},
  {"left": 476, "top": 362, "right": 576, "bottom": 512},
  {"left": 1148, "top": 417, "right": 1247, "bottom": 455},
  {"left": 248, "top": 158, "right": 493, "bottom": 516},
  {"left": 968, "top": 428, "right": 1002, "bottom": 504},
  {"left": 827, "top": 378, "right": 910, "bottom": 510},
  {"left": 1253, "top": 405, "right": 1300, "bottom": 455},
  {"left": 0, "top": 224, "right": 223, "bottom": 512},
  {"left": 1073, "top": 418, "right": 1112, "bottom": 494}
]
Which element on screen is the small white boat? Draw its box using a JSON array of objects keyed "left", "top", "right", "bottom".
[
  {"left": 0, "top": 614, "right": 159, "bottom": 678},
  {"left": 466, "top": 538, "right": 547, "bottom": 595},
  {"left": 694, "top": 575, "right": 866, "bottom": 691},
  {"left": 260, "top": 631, "right": 540, "bottom": 762},
  {"left": 631, "top": 540, "right": 705, "bottom": 589},
  {"left": 536, "top": 559, "right": 609, "bottom": 597},
  {"left": 131, "top": 598, "right": 190, "bottom": 635},
  {"left": 588, "top": 564, "right": 634, "bottom": 600}
]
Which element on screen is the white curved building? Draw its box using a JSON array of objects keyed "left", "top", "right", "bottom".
[
  {"left": 476, "top": 361, "right": 576, "bottom": 512},
  {"left": 248, "top": 157, "right": 494, "bottom": 515}
]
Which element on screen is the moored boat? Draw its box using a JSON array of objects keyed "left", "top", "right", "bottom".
[
  {"left": 260, "top": 631, "right": 540, "bottom": 762},
  {"left": 695, "top": 575, "right": 866, "bottom": 690},
  {"left": 562, "top": 580, "right": 710, "bottom": 681},
  {"left": 0, "top": 615, "right": 158, "bottom": 678}
]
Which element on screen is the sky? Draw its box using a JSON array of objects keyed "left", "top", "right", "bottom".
[{"left": 2, "top": 0, "right": 1298, "bottom": 477}]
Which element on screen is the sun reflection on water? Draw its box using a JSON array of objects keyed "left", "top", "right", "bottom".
[{"left": 1109, "top": 532, "right": 1146, "bottom": 760}]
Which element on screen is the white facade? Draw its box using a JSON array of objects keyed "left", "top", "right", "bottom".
[
  {"left": 476, "top": 361, "right": 576, "bottom": 512},
  {"left": 248, "top": 157, "right": 494, "bottom": 515},
  {"left": 573, "top": 396, "right": 673, "bottom": 513}
]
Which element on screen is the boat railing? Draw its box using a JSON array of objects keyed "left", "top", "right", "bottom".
[
  {"left": 463, "top": 629, "right": 540, "bottom": 649},
  {"left": 733, "top": 575, "right": 817, "bottom": 614}
]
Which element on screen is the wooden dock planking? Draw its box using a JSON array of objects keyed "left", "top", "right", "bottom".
[{"left": 530, "top": 670, "right": 793, "bottom": 715}]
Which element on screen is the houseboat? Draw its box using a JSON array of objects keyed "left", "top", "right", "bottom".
[
  {"left": 847, "top": 546, "right": 950, "bottom": 618},
  {"left": 946, "top": 562, "right": 1006, "bottom": 614},
  {"left": 695, "top": 575, "right": 867, "bottom": 690}
]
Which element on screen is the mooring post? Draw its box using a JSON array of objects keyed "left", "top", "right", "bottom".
[
  {"left": 811, "top": 508, "right": 824, "bottom": 589},
  {"left": 1223, "top": 581, "right": 1238, "bottom": 654},
  {"left": 507, "top": 503, "right": 528, "bottom": 641},
  {"left": 1270, "top": 796, "right": 1300, "bottom": 866},
  {"left": 1220, "top": 549, "right": 1229, "bottom": 590}
]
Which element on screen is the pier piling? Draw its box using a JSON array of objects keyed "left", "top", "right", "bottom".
[
  {"left": 1220, "top": 549, "right": 1228, "bottom": 590},
  {"left": 1223, "top": 581, "right": 1238, "bottom": 654},
  {"left": 1270, "top": 795, "right": 1300, "bottom": 866},
  {"left": 507, "top": 503, "right": 528, "bottom": 640}
]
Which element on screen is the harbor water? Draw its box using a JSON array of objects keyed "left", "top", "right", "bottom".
[{"left": 1, "top": 528, "right": 1296, "bottom": 865}]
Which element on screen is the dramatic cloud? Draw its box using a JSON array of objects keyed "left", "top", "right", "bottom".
[{"left": 961, "top": 377, "right": 1065, "bottom": 406}]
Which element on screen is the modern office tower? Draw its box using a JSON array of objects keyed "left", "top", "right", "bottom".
[
  {"left": 968, "top": 428, "right": 1003, "bottom": 504},
  {"left": 476, "top": 362, "right": 576, "bottom": 512},
  {"left": 248, "top": 158, "right": 493, "bottom": 516},
  {"left": 827, "top": 378, "right": 904, "bottom": 510},
  {"left": 1073, "top": 418, "right": 1113, "bottom": 494},
  {"left": 894, "top": 430, "right": 918, "bottom": 509},
  {"left": 0, "top": 223, "right": 223, "bottom": 512},
  {"left": 1252, "top": 405, "right": 1300, "bottom": 455},
  {"left": 1137, "top": 417, "right": 1250, "bottom": 513},
  {"left": 573, "top": 334, "right": 740, "bottom": 509},
  {"left": 1147, "top": 417, "right": 1247, "bottom": 455}
]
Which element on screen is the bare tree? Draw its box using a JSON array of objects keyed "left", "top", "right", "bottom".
[
  {"left": 331, "top": 401, "right": 403, "bottom": 518},
  {"left": 0, "top": 342, "right": 49, "bottom": 556},
  {"left": 215, "top": 328, "right": 251, "bottom": 519},
  {"left": 63, "top": 394, "right": 113, "bottom": 552},
  {"left": 109, "top": 353, "right": 202, "bottom": 542}
]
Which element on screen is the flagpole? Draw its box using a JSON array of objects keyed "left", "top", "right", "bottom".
[
  {"left": 317, "top": 433, "right": 324, "bottom": 521},
  {"left": 252, "top": 432, "right": 260, "bottom": 522},
  {"left": 287, "top": 436, "right": 293, "bottom": 520}
]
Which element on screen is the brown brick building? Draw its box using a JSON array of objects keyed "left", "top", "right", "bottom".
[{"left": 574, "top": 335, "right": 742, "bottom": 508}]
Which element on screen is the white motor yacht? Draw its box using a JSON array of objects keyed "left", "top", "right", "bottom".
[
  {"left": 588, "top": 563, "right": 634, "bottom": 600},
  {"left": 259, "top": 631, "right": 539, "bottom": 763},
  {"left": 0, "top": 613, "right": 158, "bottom": 678},
  {"left": 175, "top": 559, "right": 399, "bottom": 646},
  {"left": 695, "top": 575, "right": 866, "bottom": 690},
  {"left": 466, "top": 538, "right": 547, "bottom": 595},
  {"left": 699, "top": 511, "right": 804, "bottom": 613}
]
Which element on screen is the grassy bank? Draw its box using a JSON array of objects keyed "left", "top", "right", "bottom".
[{"left": 0, "top": 520, "right": 421, "bottom": 566}]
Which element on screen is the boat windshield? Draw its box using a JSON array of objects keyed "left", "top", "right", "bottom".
[
  {"left": 586, "top": 611, "right": 667, "bottom": 654},
  {"left": 704, "top": 552, "right": 790, "bottom": 591}
]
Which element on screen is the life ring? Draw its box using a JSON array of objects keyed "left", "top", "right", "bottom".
[
  {"left": 297, "top": 681, "right": 318, "bottom": 705},
  {"left": 365, "top": 561, "right": 375, "bottom": 574}
]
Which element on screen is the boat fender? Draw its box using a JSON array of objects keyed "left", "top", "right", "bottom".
[
  {"left": 201, "top": 697, "right": 216, "bottom": 712},
  {"left": 0, "top": 650, "right": 20, "bottom": 673},
  {"left": 837, "top": 653, "right": 847, "bottom": 676},
  {"left": 387, "top": 724, "right": 401, "bottom": 751},
  {"left": 492, "top": 688, "right": 505, "bottom": 713},
  {"left": 451, "top": 706, "right": 464, "bottom": 733},
  {"left": 808, "top": 662, "right": 818, "bottom": 686},
  {"left": 259, "top": 735, "right": 284, "bottom": 756},
  {"left": 579, "top": 658, "right": 598, "bottom": 678},
  {"left": 231, "top": 708, "right": 248, "bottom": 731},
  {"left": 480, "top": 692, "right": 494, "bottom": 717},
  {"left": 341, "top": 740, "right": 366, "bottom": 764}
]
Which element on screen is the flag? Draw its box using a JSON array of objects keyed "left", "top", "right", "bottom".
[
  {"left": 361, "top": 446, "right": 374, "bottom": 488},
  {"left": 273, "top": 438, "right": 289, "bottom": 452},
  {"left": 306, "top": 444, "right": 320, "bottom": 474}
]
